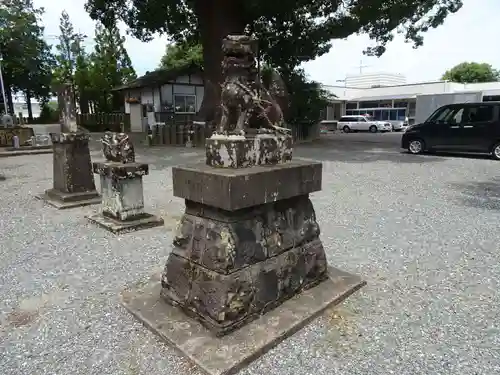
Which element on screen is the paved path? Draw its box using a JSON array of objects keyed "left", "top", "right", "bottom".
[{"left": 1, "top": 139, "right": 500, "bottom": 375}]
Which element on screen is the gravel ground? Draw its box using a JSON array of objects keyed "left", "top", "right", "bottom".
[{"left": 1, "top": 138, "right": 500, "bottom": 375}]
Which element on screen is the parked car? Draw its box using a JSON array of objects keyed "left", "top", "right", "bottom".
[
  {"left": 402, "top": 101, "right": 500, "bottom": 159},
  {"left": 338, "top": 115, "right": 392, "bottom": 133}
]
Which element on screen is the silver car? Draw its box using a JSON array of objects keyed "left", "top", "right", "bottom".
[{"left": 339, "top": 115, "right": 392, "bottom": 133}]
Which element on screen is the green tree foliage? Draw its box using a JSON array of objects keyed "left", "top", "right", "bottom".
[
  {"left": 0, "top": 0, "right": 54, "bottom": 117},
  {"left": 53, "top": 10, "right": 93, "bottom": 113},
  {"left": 160, "top": 42, "right": 331, "bottom": 127},
  {"left": 89, "top": 22, "right": 137, "bottom": 112},
  {"left": 53, "top": 11, "right": 84, "bottom": 85},
  {"left": 280, "top": 69, "right": 334, "bottom": 128},
  {"left": 442, "top": 62, "right": 499, "bottom": 84},
  {"left": 160, "top": 42, "right": 203, "bottom": 70},
  {"left": 85, "top": 0, "right": 464, "bottom": 121}
]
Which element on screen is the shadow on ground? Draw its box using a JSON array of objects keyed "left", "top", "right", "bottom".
[
  {"left": 296, "top": 138, "right": 444, "bottom": 164},
  {"left": 452, "top": 177, "right": 500, "bottom": 210}
]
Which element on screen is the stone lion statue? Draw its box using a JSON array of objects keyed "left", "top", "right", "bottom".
[
  {"left": 101, "top": 131, "right": 135, "bottom": 163},
  {"left": 218, "top": 35, "right": 290, "bottom": 136}
]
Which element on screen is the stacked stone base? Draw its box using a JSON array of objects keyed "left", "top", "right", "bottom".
[
  {"left": 87, "top": 161, "right": 163, "bottom": 234},
  {"left": 161, "top": 160, "right": 328, "bottom": 336},
  {"left": 162, "top": 240, "right": 327, "bottom": 336},
  {"left": 37, "top": 132, "right": 100, "bottom": 209}
]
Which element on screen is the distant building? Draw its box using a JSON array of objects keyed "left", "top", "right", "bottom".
[
  {"left": 322, "top": 79, "right": 500, "bottom": 125},
  {"left": 13, "top": 100, "right": 42, "bottom": 118},
  {"left": 114, "top": 64, "right": 204, "bottom": 133},
  {"left": 345, "top": 72, "right": 407, "bottom": 88}
]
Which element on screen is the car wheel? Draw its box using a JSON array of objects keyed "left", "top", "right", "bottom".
[
  {"left": 408, "top": 139, "right": 425, "bottom": 155},
  {"left": 343, "top": 125, "right": 351, "bottom": 133},
  {"left": 491, "top": 143, "right": 500, "bottom": 160},
  {"left": 369, "top": 125, "right": 378, "bottom": 133}
]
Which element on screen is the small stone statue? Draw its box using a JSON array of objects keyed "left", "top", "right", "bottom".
[
  {"left": 101, "top": 131, "right": 135, "bottom": 163},
  {"left": 218, "top": 35, "right": 291, "bottom": 136}
]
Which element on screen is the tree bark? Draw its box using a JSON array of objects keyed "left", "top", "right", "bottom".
[
  {"left": 25, "top": 90, "right": 33, "bottom": 121},
  {"left": 79, "top": 90, "right": 90, "bottom": 114},
  {"left": 5, "top": 83, "right": 14, "bottom": 115},
  {"left": 193, "top": 0, "right": 246, "bottom": 123}
]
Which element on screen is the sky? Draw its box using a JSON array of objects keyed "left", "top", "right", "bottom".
[{"left": 34, "top": 0, "right": 500, "bottom": 85}]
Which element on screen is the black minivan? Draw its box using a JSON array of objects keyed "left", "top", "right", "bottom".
[{"left": 401, "top": 102, "right": 500, "bottom": 160}]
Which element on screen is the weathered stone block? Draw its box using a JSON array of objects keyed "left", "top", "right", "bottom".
[
  {"left": 38, "top": 132, "right": 100, "bottom": 209},
  {"left": 171, "top": 196, "right": 320, "bottom": 274},
  {"left": 161, "top": 239, "right": 328, "bottom": 335},
  {"left": 93, "top": 162, "right": 148, "bottom": 221},
  {"left": 172, "top": 159, "right": 322, "bottom": 211},
  {"left": 205, "top": 133, "right": 292, "bottom": 168},
  {"left": 87, "top": 161, "right": 163, "bottom": 233},
  {"left": 51, "top": 132, "right": 97, "bottom": 194}
]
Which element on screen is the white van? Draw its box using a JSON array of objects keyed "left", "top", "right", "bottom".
[{"left": 338, "top": 115, "right": 392, "bottom": 133}]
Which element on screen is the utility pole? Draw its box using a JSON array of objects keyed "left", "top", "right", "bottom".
[
  {"left": 0, "top": 52, "right": 8, "bottom": 114},
  {"left": 357, "top": 60, "right": 371, "bottom": 74}
]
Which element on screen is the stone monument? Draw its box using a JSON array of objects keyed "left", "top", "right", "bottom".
[
  {"left": 37, "top": 83, "right": 100, "bottom": 209},
  {"left": 86, "top": 132, "right": 164, "bottom": 233},
  {"left": 122, "top": 35, "right": 366, "bottom": 375}
]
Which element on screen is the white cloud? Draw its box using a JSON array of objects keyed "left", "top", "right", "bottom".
[{"left": 34, "top": 0, "right": 499, "bottom": 83}]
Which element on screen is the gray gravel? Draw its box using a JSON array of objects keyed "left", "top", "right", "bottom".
[{"left": 1, "top": 137, "right": 500, "bottom": 375}]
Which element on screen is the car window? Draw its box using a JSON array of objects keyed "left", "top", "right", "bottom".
[
  {"left": 464, "top": 105, "right": 495, "bottom": 123},
  {"left": 357, "top": 116, "right": 367, "bottom": 122},
  {"left": 447, "top": 108, "right": 464, "bottom": 124},
  {"left": 427, "top": 106, "right": 454, "bottom": 123}
]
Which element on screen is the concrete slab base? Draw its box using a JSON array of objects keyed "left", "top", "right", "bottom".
[
  {"left": 87, "top": 213, "right": 164, "bottom": 234},
  {"left": 0, "top": 148, "right": 53, "bottom": 157},
  {"left": 121, "top": 266, "right": 366, "bottom": 375},
  {"left": 36, "top": 191, "right": 101, "bottom": 209}
]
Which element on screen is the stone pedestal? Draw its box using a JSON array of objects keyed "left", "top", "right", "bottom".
[
  {"left": 161, "top": 160, "right": 333, "bottom": 336},
  {"left": 37, "top": 132, "right": 100, "bottom": 209},
  {"left": 121, "top": 34, "right": 364, "bottom": 375},
  {"left": 86, "top": 162, "right": 164, "bottom": 234},
  {"left": 205, "top": 133, "right": 292, "bottom": 168},
  {"left": 121, "top": 157, "right": 366, "bottom": 375}
]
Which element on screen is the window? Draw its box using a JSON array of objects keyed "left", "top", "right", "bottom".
[
  {"left": 449, "top": 108, "right": 464, "bottom": 124},
  {"left": 174, "top": 95, "right": 196, "bottom": 113},
  {"left": 427, "top": 106, "right": 453, "bottom": 123},
  {"left": 346, "top": 102, "right": 358, "bottom": 110},
  {"left": 359, "top": 101, "right": 379, "bottom": 109},
  {"left": 389, "top": 110, "right": 397, "bottom": 120},
  {"left": 372, "top": 110, "right": 382, "bottom": 121},
  {"left": 397, "top": 109, "right": 406, "bottom": 121},
  {"left": 381, "top": 110, "right": 390, "bottom": 120},
  {"left": 466, "top": 105, "right": 494, "bottom": 123}
]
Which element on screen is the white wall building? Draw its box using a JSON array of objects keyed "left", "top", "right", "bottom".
[
  {"left": 344, "top": 72, "right": 407, "bottom": 88},
  {"left": 323, "top": 79, "right": 500, "bottom": 124},
  {"left": 13, "top": 100, "right": 42, "bottom": 118},
  {"left": 115, "top": 65, "right": 204, "bottom": 132}
]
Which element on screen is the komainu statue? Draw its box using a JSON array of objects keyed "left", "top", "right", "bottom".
[
  {"left": 218, "top": 35, "right": 290, "bottom": 135},
  {"left": 101, "top": 132, "right": 135, "bottom": 163}
]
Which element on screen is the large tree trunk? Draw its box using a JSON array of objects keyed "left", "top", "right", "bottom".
[
  {"left": 5, "top": 83, "right": 14, "bottom": 115},
  {"left": 25, "top": 91, "right": 33, "bottom": 121},
  {"left": 79, "top": 89, "right": 90, "bottom": 114},
  {"left": 193, "top": 0, "right": 246, "bottom": 123}
]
